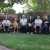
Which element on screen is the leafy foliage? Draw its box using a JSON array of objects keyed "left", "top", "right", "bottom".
[
  {"left": 26, "top": 0, "right": 50, "bottom": 12},
  {"left": 2, "top": 7, "right": 16, "bottom": 14}
]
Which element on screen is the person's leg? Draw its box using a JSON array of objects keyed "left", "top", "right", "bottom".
[
  {"left": 0, "top": 25, "right": 2, "bottom": 30},
  {"left": 44, "top": 26, "right": 47, "bottom": 34},
  {"left": 7, "top": 24, "right": 10, "bottom": 31},
  {"left": 24, "top": 26, "right": 26, "bottom": 33},
  {"left": 14, "top": 25, "right": 16, "bottom": 33},
  {"left": 27, "top": 26, "right": 30, "bottom": 34},
  {"left": 16, "top": 26, "right": 18, "bottom": 33},
  {"left": 39, "top": 25, "right": 42, "bottom": 33},
  {"left": 3, "top": 23, "right": 6, "bottom": 31},
  {"left": 31, "top": 25, "right": 33, "bottom": 34},
  {"left": 35, "top": 25, "right": 37, "bottom": 33},
  {"left": 21, "top": 26, "right": 23, "bottom": 33}
]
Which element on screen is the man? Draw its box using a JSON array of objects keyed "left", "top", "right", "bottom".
[
  {"left": 27, "top": 16, "right": 34, "bottom": 34},
  {"left": 43, "top": 16, "right": 50, "bottom": 34},
  {"left": 2, "top": 17, "right": 11, "bottom": 32},
  {"left": 20, "top": 15, "right": 27, "bottom": 33},
  {"left": 34, "top": 16, "right": 42, "bottom": 33}
]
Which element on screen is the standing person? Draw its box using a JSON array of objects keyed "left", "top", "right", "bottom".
[
  {"left": 20, "top": 15, "right": 27, "bottom": 33},
  {"left": 13, "top": 18, "right": 18, "bottom": 33},
  {"left": 34, "top": 16, "right": 42, "bottom": 33},
  {"left": 43, "top": 16, "right": 50, "bottom": 34},
  {"left": 2, "top": 17, "right": 11, "bottom": 32},
  {"left": 27, "top": 16, "right": 34, "bottom": 34}
]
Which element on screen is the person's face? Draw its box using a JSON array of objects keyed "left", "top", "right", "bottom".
[
  {"left": 45, "top": 16, "right": 48, "bottom": 20},
  {"left": 30, "top": 16, "right": 32, "bottom": 19},
  {"left": 14, "top": 18, "right": 16, "bottom": 21},
  {"left": 22, "top": 16, "right": 25, "bottom": 19},
  {"left": 37, "top": 16, "right": 40, "bottom": 19},
  {"left": 5, "top": 17, "right": 7, "bottom": 21}
]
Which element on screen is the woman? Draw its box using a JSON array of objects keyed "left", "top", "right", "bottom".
[
  {"left": 13, "top": 18, "right": 18, "bottom": 33},
  {"left": 27, "top": 16, "right": 34, "bottom": 34}
]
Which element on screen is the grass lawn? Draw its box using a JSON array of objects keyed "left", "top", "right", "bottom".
[{"left": 0, "top": 33, "right": 50, "bottom": 50}]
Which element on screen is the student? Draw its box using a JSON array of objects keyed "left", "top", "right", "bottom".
[
  {"left": 34, "top": 16, "right": 42, "bottom": 33},
  {"left": 43, "top": 16, "right": 50, "bottom": 34},
  {"left": 20, "top": 15, "right": 27, "bottom": 33},
  {"left": 0, "top": 21, "right": 2, "bottom": 30},
  {"left": 13, "top": 18, "right": 18, "bottom": 33},
  {"left": 2, "top": 17, "right": 11, "bottom": 32},
  {"left": 27, "top": 16, "right": 34, "bottom": 34}
]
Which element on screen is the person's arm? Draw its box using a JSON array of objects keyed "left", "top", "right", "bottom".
[
  {"left": 25, "top": 19, "right": 27, "bottom": 25},
  {"left": 41, "top": 20, "right": 43, "bottom": 25},
  {"left": 8, "top": 20, "right": 11, "bottom": 25},
  {"left": 2, "top": 20, "right": 4, "bottom": 25},
  {"left": 34, "top": 20, "right": 36, "bottom": 25},
  {"left": 20, "top": 19, "right": 22, "bottom": 25}
]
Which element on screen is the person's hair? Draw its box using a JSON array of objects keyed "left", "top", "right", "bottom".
[
  {"left": 22, "top": 15, "right": 25, "bottom": 17},
  {"left": 45, "top": 16, "right": 47, "bottom": 18}
]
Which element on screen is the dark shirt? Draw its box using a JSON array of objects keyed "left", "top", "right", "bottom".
[
  {"left": 28, "top": 19, "right": 34, "bottom": 24},
  {"left": 27, "top": 19, "right": 34, "bottom": 26},
  {"left": 43, "top": 19, "right": 50, "bottom": 27}
]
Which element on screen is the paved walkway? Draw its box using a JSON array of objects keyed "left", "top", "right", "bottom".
[{"left": 0, "top": 45, "right": 11, "bottom": 50}]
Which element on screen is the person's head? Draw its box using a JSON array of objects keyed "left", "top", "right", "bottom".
[
  {"left": 37, "top": 16, "right": 40, "bottom": 19},
  {"left": 29, "top": 16, "right": 32, "bottom": 20},
  {"left": 45, "top": 16, "right": 48, "bottom": 20},
  {"left": 5, "top": 17, "right": 7, "bottom": 21},
  {"left": 14, "top": 18, "right": 17, "bottom": 21},
  {"left": 22, "top": 15, "right": 25, "bottom": 19}
]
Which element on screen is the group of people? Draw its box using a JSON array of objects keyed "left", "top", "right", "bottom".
[{"left": 0, "top": 15, "right": 50, "bottom": 34}]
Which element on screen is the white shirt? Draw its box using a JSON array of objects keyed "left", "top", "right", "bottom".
[
  {"left": 20, "top": 18, "right": 27, "bottom": 26},
  {"left": 2, "top": 20, "right": 11, "bottom": 25},
  {"left": 35, "top": 19, "right": 42, "bottom": 26}
]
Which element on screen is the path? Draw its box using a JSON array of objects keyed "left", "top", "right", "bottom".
[{"left": 0, "top": 45, "right": 11, "bottom": 50}]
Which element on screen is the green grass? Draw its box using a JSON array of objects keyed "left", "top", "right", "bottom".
[{"left": 0, "top": 33, "right": 50, "bottom": 50}]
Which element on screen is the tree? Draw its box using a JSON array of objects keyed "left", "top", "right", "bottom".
[
  {"left": 26, "top": 0, "right": 50, "bottom": 12},
  {"left": 2, "top": 7, "right": 16, "bottom": 14},
  {"left": 0, "top": 0, "right": 25, "bottom": 12}
]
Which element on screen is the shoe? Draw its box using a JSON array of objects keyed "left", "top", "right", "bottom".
[
  {"left": 17, "top": 31, "right": 18, "bottom": 33},
  {"left": 27, "top": 32, "right": 29, "bottom": 34},
  {"left": 4, "top": 30, "right": 6, "bottom": 33},
  {"left": 14, "top": 31, "right": 15, "bottom": 33},
  {"left": 35, "top": 31, "right": 36, "bottom": 33},
  {"left": 7, "top": 30, "right": 10, "bottom": 33},
  {"left": 31, "top": 32, "right": 33, "bottom": 34},
  {"left": 39, "top": 31, "right": 41, "bottom": 33}
]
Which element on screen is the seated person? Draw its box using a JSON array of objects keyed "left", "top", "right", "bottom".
[
  {"left": 0, "top": 21, "right": 2, "bottom": 30},
  {"left": 43, "top": 16, "right": 50, "bottom": 34},
  {"left": 2, "top": 17, "right": 11, "bottom": 32},
  {"left": 27, "top": 16, "right": 34, "bottom": 34},
  {"left": 34, "top": 16, "right": 42, "bottom": 33},
  {"left": 13, "top": 18, "right": 18, "bottom": 33},
  {"left": 20, "top": 15, "right": 27, "bottom": 33}
]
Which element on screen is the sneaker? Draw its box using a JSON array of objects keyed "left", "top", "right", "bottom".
[
  {"left": 35, "top": 31, "right": 36, "bottom": 33},
  {"left": 27, "top": 32, "right": 29, "bottom": 34},
  {"left": 17, "top": 31, "right": 18, "bottom": 33},
  {"left": 4, "top": 30, "right": 6, "bottom": 31},
  {"left": 4, "top": 30, "right": 6, "bottom": 33},
  {"left": 14, "top": 31, "right": 15, "bottom": 33},
  {"left": 31, "top": 32, "right": 33, "bottom": 34},
  {"left": 7, "top": 30, "right": 10, "bottom": 33},
  {"left": 39, "top": 31, "right": 41, "bottom": 33}
]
